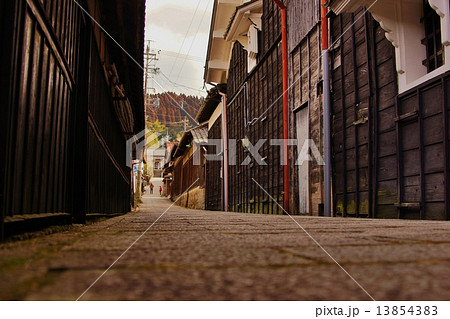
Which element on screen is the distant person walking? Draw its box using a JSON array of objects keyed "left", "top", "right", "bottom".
[
  {"left": 159, "top": 185, "right": 162, "bottom": 195},
  {"left": 150, "top": 183, "right": 154, "bottom": 194}
]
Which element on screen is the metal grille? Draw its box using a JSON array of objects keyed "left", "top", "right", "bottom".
[{"left": 422, "top": 1, "right": 444, "bottom": 72}]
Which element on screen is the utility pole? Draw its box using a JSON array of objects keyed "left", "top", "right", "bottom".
[
  {"left": 144, "top": 44, "right": 150, "bottom": 102},
  {"left": 143, "top": 40, "right": 160, "bottom": 112},
  {"left": 181, "top": 101, "right": 188, "bottom": 132}
]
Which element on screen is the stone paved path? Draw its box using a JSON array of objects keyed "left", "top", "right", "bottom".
[{"left": 1, "top": 194, "right": 450, "bottom": 300}]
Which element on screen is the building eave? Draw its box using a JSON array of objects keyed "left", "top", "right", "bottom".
[
  {"left": 224, "top": 0, "right": 262, "bottom": 44},
  {"left": 204, "top": 0, "right": 242, "bottom": 84}
]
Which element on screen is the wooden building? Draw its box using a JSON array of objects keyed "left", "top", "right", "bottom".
[
  {"left": 328, "top": 0, "right": 450, "bottom": 219},
  {"left": 205, "top": 0, "right": 289, "bottom": 214},
  {"left": 288, "top": 1, "right": 324, "bottom": 215},
  {"left": 203, "top": 0, "right": 450, "bottom": 220},
  {"left": 195, "top": 85, "right": 225, "bottom": 210},
  {"left": 0, "top": 0, "right": 145, "bottom": 238},
  {"left": 168, "top": 125, "right": 208, "bottom": 209},
  {"left": 203, "top": 0, "right": 325, "bottom": 215}
]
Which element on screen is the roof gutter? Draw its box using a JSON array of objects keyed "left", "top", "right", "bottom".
[{"left": 204, "top": 0, "right": 218, "bottom": 83}]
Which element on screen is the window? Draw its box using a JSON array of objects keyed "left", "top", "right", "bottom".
[
  {"left": 329, "top": 0, "right": 450, "bottom": 93},
  {"left": 247, "top": 25, "right": 259, "bottom": 71},
  {"left": 223, "top": 1, "right": 262, "bottom": 73},
  {"left": 422, "top": 0, "right": 445, "bottom": 72}
]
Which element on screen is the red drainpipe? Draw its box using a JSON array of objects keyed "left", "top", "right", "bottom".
[
  {"left": 321, "top": 0, "right": 329, "bottom": 50},
  {"left": 272, "top": 0, "right": 289, "bottom": 212}
]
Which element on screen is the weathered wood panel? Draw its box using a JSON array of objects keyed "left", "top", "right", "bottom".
[
  {"left": 286, "top": 0, "right": 320, "bottom": 53},
  {"left": 331, "top": 9, "right": 372, "bottom": 217},
  {"left": 171, "top": 144, "right": 205, "bottom": 205},
  {"left": 85, "top": 37, "right": 131, "bottom": 215},
  {"left": 0, "top": 0, "right": 12, "bottom": 235},
  {"left": 331, "top": 9, "right": 399, "bottom": 218},
  {"left": 227, "top": 42, "right": 247, "bottom": 102},
  {"left": 206, "top": 118, "right": 222, "bottom": 211},
  {"left": 224, "top": 29, "right": 284, "bottom": 214},
  {"left": 2, "top": 0, "right": 80, "bottom": 220},
  {"left": 261, "top": 0, "right": 281, "bottom": 57},
  {"left": 290, "top": 24, "right": 323, "bottom": 216},
  {"left": 331, "top": 8, "right": 450, "bottom": 220},
  {"left": 396, "top": 73, "right": 450, "bottom": 219},
  {"left": 0, "top": 0, "right": 144, "bottom": 238}
]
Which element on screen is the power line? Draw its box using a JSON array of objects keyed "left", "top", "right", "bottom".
[
  {"left": 158, "top": 72, "right": 206, "bottom": 94},
  {"left": 72, "top": 0, "right": 200, "bottom": 126},
  {"left": 174, "top": 0, "right": 212, "bottom": 84},
  {"left": 159, "top": 50, "right": 204, "bottom": 62},
  {"left": 167, "top": 0, "right": 202, "bottom": 78}
]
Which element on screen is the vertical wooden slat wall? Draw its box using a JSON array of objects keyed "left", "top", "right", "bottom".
[
  {"left": 396, "top": 73, "right": 450, "bottom": 219},
  {"left": 330, "top": 9, "right": 396, "bottom": 218},
  {"left": 86, "top": 38, "right": 131, "bottom": 215},
  {"left": 330, "top": 9, "right": 374, "bottom": 217},
  {"left": 289, "top": 23, "right": 323, "bottom": 216},
  {"left": 330, "top": 8, "right": 450, "bottom": 220},
  {"left": 223, "top": 0, "right": 284, "bottom": 214},
  {"left": 169, "top": 144, "right": 205, "bottom": 207},
  {"left": 0, "top": 0, "right": 142, "bottom": 238},
  {"left": 0, "top": 0, "right": 18, "bottom": 236},
  {"left": 371, "top": 16, "right": 399, "bottom": 219},
  {"left": 1, "top": 0, "right": 79, "bottom": 221},
  {"left": 206, "top": 119, "right": 222, "bottom": 211}
]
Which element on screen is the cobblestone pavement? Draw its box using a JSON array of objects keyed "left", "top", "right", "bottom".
[{"left": 1, "top": 195, "right": 450, "bottom": 300}]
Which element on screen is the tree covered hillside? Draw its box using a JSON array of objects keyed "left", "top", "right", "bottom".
[
  {"left": 145, "top": 92, "right": 203, "bottom": 141},
  {"left": 146, "top": 92, "right": 202, "bottom": 125}
]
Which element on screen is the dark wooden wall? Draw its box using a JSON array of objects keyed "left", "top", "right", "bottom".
[
  {"left": 172, "top": 157, "right": 183, "bottom": 198},
  {"left": 331, "top": 9, "right": 376, "bottom": 217},
  {"left": 0, "top": 0, "right": 143, "bottom": 238},
  {"left": 223, "top": 0, "right": 284, "bottom": 214},
  {"left": 395, "top": 72, "right": 450, "bottom": 220},
  {"left": 330, "top": 9, "right": 450, "bottom": 220},
  {"left": 286, "top": 0, "right": 321, "bottom": 53},
  {"left": 286, "top": 1, "right": 322, "bottom": 215},
  {"left": 170, "top": 143, "right": 205, "bottom": 199},
  {"left": 206, "top": 118, "right": 222, "bottom": 211},
  {"left": 289, "top": 23, "right": 323, "bottom": 216},
  {"left": 261, "top": 0, "right": 281, "bottom": 56},
  {"left": 1, "top": 0, "right": 83, "bottom": 223},
  {"left": 331, "top": 9, "right": 397, "bottom": 217},
  {"left": 227, "top": 42, "right": 248, "bottom": 102},
  {"left": 369, "top": 14, "right": 400, "bottom": 219},
  {"left": 85, "top": 39, "right": 131, "bottom": 215}
]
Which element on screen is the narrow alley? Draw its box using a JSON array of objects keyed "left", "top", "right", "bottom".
[{"left": 1, "top": 187, "right": 450, "bottom": 300}]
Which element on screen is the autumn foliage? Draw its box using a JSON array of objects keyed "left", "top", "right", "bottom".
[{"left": 145, "top": 92, "right": 202, "bottom": 125}]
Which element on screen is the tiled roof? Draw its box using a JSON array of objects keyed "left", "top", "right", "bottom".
[{"left": 191, "top": 126, "right": 208, "bottom": 144}]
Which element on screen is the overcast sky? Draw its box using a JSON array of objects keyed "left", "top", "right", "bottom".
[{"left": 145, "top": 0, "right": 213, "bottom": 97}]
